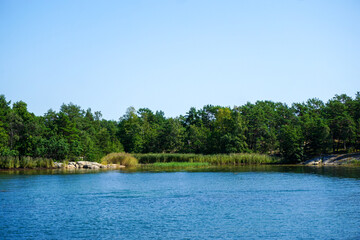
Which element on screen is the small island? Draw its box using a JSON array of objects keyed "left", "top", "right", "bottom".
[{"left": 0, "top": 93, "right": 359, "bottom": 170}]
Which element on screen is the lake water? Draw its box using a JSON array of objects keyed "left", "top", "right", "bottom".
[{"left": 1, "top": 166, "right": 360, "bottom": 239}]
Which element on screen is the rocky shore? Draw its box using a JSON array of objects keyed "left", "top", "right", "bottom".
[
  {"left": 53, "top": 161, "right": 125, "bottom": 169},
  {"left": 303, "top": 153, "right": 360, "bottom": 166}
]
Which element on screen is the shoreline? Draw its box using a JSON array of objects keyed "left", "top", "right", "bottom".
[
  {"left": 53, "top": 161, "right": 125, "bottom": 170},
  {"left": 303, "top": 153, "right": 360, "bottom": 166},
  {"left": 1, "top": 153, "right": 360, "bottom": 171},
  {"left": 1, "top": 162, "right": 359, "bottom": 172}
]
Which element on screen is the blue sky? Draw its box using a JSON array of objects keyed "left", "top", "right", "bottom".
[{"left": 1, "top": 0, "right": 359, "bottom": 120}]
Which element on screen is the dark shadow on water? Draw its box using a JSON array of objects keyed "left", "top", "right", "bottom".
[
  {"left": 1, "top": 165, "right": 360, "bottom": 179},
  {"left": 0, "top": 168, "right": 115, "bottom": 176},
  {"left": 121, "top": 165, "right": 360, "bottom": 179}
]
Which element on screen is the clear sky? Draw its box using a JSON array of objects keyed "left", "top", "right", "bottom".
[{"left": 1, "top": 0, "right": 359, "bottom": 120}]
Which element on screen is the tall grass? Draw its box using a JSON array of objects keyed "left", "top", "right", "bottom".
[
  {"left": 350, "top": 159, "right": 360, "bottom": 166},
  {"left": 134, "top": 153, "right": 277, "bottom": 165},
  {"left": 0, "top": 156, "right": 54, "bottom": 169},
  {"left": 0, "top": 153, "right": 276, "bottom": 169},
  {"left": 151, "top": 162, "right": 210, "bottom": 168},
  {"left": 134, "top": 153, "right": 201, "bottom": 164},
  {"left": 101, "top": 152, "right": 138, "bottom": 167}
]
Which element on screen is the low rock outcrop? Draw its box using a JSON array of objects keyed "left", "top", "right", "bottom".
[
  {"left": 303, "top": 153, "right": 360, "bottom": 166},
  {"left": 53, "top": 161, "right": 125, "bottom": 169}
]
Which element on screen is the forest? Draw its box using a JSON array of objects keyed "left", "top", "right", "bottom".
[{"left": 0, "top": 93, "right": 359, "bottom": 164}]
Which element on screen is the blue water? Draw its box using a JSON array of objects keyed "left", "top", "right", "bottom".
[{"left": 1, "top": 166, "right": 360, "bottom": 239}]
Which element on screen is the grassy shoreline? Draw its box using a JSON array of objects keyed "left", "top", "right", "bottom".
[
  {"left": 134, "top": 153, "right": 278, "bottom": 165},
  {"left": 2, "top": 152, "right": 360, "bottom": 170},
  {"left": 0, "top": 153, "right": 277, "bottom": 169},
  {"left": 0, "top": 156, "right": 54, "bottom": 169}
]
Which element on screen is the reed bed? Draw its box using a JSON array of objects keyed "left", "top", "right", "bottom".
[
  {"left": 134, "top": 153, "right": 277, "bottom": 165},
  {"left": 350, "top": 159, "right": 360, "bottom": 166},
  {"left": 0, "top": 156, "right": 54, "bottom": 169},
  {"left": 134, "top": 153, "right": 202, "bottom": 164},
  {"left": 101, "top": 152, "right": 138, "bottom": 167},
  {"left": 150, "top": 162, "right": 210, "bottom": 167},
  {"left": 0, "top": 153, "right": 276, "bottom": 169}
]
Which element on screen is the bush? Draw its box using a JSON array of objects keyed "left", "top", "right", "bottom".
[{"left": 101, "top": 152, "right": 138, "bottom": 167}]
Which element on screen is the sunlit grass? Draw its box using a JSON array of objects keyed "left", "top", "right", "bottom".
[
  {"left": 349, "top": 159, "right": 360, "bottom": 166},
  {"left": 134, "top": 153, "right": 278, "bottom": 165},
  {"left": 0, "top": 156, "right": 54, "bottom": 169},
  {"left": 101, "top": 152, "right": 138, "bottom": 167},
  {"left": 151, "top": 162, "right": 210, "bottom": 167}
]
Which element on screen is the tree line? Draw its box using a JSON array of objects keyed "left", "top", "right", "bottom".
[{"left": 0, "top": 93, "right": 359, "bottom": 163}]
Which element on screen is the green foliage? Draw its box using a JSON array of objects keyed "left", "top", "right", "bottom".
[
  {"left": 47, "top": 137, "right": 70, "bottom": 160},
  {"left": 0, "top": 123, "right": 9, "bottom": 151},
  {"left": 278, "top": 125, "right": 304, "bottom": 163},
  {"left": 184, "top": 124, "right": 209, "bottom": 153},
  {"left": 325, "top": 94, "right": 356, "bottom": 152},
  {"left": 159, "top": 118, "right": 185, "bottom": 153},
  {"left": 1, "top": 92, "right": 360, "bottom": 168},
  {"left": 118, "top": 107, "right": 143, "bottom": 153},
  {"left": 240, "top": 101, "right": 277, "bottom": 153},
  {"left": 302, "top": 115, "right": 331, "bottom": 157},
  {"left": 211, "top": 108, "right": 248, "bottom": 153}
]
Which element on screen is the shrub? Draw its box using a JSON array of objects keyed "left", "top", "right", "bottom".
[{"left": 101, "top": 152, "right": 138, "bottom": 167}]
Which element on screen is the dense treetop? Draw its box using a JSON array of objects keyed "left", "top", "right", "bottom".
[{"left": 0, "top": 93, "right": 359, "bottom": 163}]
